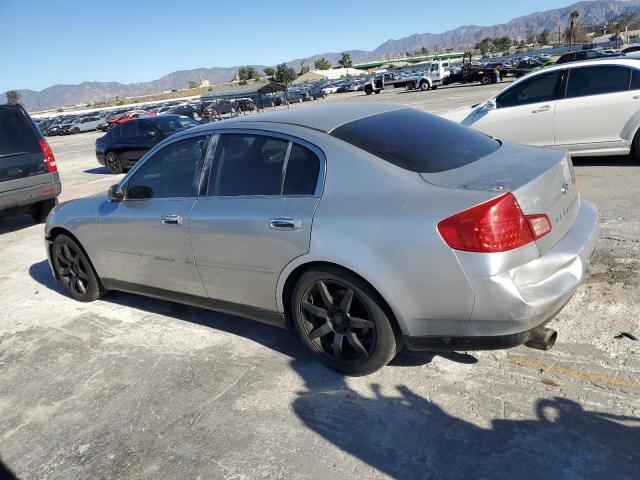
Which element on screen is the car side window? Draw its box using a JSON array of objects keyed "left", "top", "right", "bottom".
[
  {"left": 566, "top": 66, "right": 631, "bottom": 99},
  {"left": 138, "top": 121, "right": 158, "bottom": 138},
  {"left": 125, "top": 135, "right": 208, "bottom": 200},
  {"left": 496, "top": 70, "right": 562, "bottom": 108},
  {"left": 283, "top": 144, "right": 320, "bottom": 195},
  {"left": 631, "top": 70, "right": 640, "bottom": 90},
  {"left": 208, "top": 133, "right": 288, "bottom": 196},
  {"left": 120, "top": 121, "right": 137, "bottom": 139},
  {"left": 110, "top": 125, "right": 122, "bottom": 140}
]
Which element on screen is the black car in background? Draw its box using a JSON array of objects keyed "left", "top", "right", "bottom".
[
  {"left": 555, "top": 49, "right": 615, "bottom": 64},
  {"left": 95, "top": 114, "right": 200, "bottom": 173},
  {"left": 165, "top": 104, "right": 201, "bottom": 120}
]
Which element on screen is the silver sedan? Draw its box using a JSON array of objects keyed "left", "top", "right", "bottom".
[{"left": 45, "top": 103, "right": 598, "bottom": 375}]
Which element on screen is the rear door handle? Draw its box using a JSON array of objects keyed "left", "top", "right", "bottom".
[
  {"left": 269, "top": 217, "right": 301, "bottom": 230},
  {"left": 531, "top": 105, "right": 551, "bottom": 113},
  {"left": 161, "top": 214, "right": 183, "bottom": 225}
]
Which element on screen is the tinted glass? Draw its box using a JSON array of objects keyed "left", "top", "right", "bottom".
[
  {"left": 126, "top": 136, "right": 208, "bottom": 199},
  {"left": 631, "top": 70, "right": 640, "bottom": 90},
  {"left": 496, "top": 70, "right": 562, "bottom": 108},
  {"left": 138, "top": 121, "right": 157, "bottom": 137},
  {"left": 0, "top": 106, "right": 39, "bottom": 156},
  {"left": 208, "top": 134, "right": 288, "bottom": 196},
  {"left": 283, "top": 144, "right": 320, "bottom": 195},
  {"left": 566, "top": 66, "right": 631, "bottom": 98},
  {"left": 330, "top": 109, "right": 500, "bottom": 173},
  {"left": 109, "top": 125, "right": 122, "bottom": 140},
  {"left": 151, "top": 116, "right": 199, "bottom": 135},
  {"left": 120, "top": 122, "right": 137, "bottom": 139}
]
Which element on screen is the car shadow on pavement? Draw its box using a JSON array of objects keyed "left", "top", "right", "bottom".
[
  {"left": 83, "top": 167, "right": 111, "bottom": 175},
  {"left": 0, "top": 214, "right": 40, "bottom": 235},
  {"left": 290, "top": 358, "right": 640, "bottom": 480},
  {"left": 572, "top": 155, "right": 640, "bottom": 167},
  {"left": 28, "top": 259, "right": 468, "bottom": 369}
]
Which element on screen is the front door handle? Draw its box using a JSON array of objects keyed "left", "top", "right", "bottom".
[
  {"left": 269, "top": 217, "right": 301, "bottom": 230},
  {"left": 161, "top": 214, "right": 183, "bottom": 225},
  {"left": 531, "top": 105, "right": 551, "bottom": 113}
]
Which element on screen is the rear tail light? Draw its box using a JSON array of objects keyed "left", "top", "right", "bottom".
[
  {"left": 437, "top": 193, "right": 551, "bottom": 253},
  {"left": 38, "top": 139, "right": 57, "bottom": 172}
]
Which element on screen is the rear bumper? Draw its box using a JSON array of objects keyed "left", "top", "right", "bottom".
[
  {"left": 405, "top": 200, "right": 599, "bottom": 351},
  {"left": 0, "top": 179, "right": 61, "bottom": 213}
]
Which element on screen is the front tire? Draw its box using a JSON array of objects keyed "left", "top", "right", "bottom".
[
  {"left": 105, "top": 152, "right": 123, "bottom": 174},
  {"left": 72, "top": 127, "right": 80, "bottom": 134},
  {"left": 51, "top": 234, "right": 105, "bottom": 302},
  {"left": 480, "top": 74, "right": 491, "bottom": 86},
  {"left": 420, "top": 80, "right": 430, "bottom": 91},
  {"left": 291, "top": 267, "right": 397, "bottom": 376}
]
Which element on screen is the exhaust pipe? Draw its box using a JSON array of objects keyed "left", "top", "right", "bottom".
[{"left": 525, "top": 328, "right": 557, "bottom": 351}]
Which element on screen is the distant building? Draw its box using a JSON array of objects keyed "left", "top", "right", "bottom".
[
  {"left": 188, "top": 76, "right": 210, "bottom": 88},
  {"left": 293, "top": 68, "right": 365, "bottom": 84}
]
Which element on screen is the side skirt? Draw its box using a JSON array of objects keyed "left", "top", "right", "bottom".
[{"left": 101, "top": 278, "right": 288, "bottom": 329}]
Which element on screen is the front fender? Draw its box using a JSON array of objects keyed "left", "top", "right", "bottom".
[{"left": 45, "top": 195, "right": 109, "bottom": 278}]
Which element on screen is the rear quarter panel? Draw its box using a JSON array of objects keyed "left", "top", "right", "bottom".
[{"left": 266, "top": 126, "right": 498, "bottom": 337}]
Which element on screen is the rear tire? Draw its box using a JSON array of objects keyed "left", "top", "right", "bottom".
[
  {"left": 105, "top": 152, "right": 123, "bottom": 174},
  {"left": 291, "top": 266, "right": 397, "bottom": 376},
  {"left": 72, "top": 127, "right": 80, "bottom": 134},
  {"left": 364, "top": 85, "right": 373, "bottom": 95},
  {"left": 480, "top": 75, "right": 491, "bottom": 86},
  {"left": 632, "top": 129, "right": 640, "bottom": 157},
  {"left": 30, "top": 198, "right": 57, "bottom": 223},
  {"left": 51, "top": 234, "right": 105, "bottom": 302}
]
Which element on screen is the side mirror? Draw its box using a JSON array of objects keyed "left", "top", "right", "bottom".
[
  {"left": 482, "top": 99, "right": 497, "bottom": 112},
  {"left": 108, "top": 184, "right": 124, "bottom": 202}
]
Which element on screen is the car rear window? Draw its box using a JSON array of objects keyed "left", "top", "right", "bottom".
[
  {"left": 330, "top": 109, "right": 500, "bottom": 173},
  {"left": 0, "top": 106, "right": 40, "bottom": 157}
]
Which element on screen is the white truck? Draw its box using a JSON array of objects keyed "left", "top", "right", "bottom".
[{"left": 404, "top": 61, "right": 452, "bottom": 91}]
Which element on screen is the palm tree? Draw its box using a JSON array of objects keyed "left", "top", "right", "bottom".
[{"left": 569, "top": 10, "right": 580, "bottom": 51}]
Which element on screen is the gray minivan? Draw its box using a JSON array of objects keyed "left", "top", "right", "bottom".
[{"left": 1, "top": 103, "right": 61, "bottom": 223}]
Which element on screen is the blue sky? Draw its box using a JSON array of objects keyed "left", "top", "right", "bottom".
[{"left": 0, "top": 0, "right": 571, "bottom": 92}]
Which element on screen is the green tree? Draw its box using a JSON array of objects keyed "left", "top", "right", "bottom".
[
  {"left": 262, "top": 67, "right": 275, "bottom": 78},
  {"left": 493, "top": 36, "right": 512, "bottom": 52},
  {"left": 274, "top": 63, "right": 297, "bottom": 86},
  {"left": 568, "top": 9, "right": 580, "bottom": 49},
  {"left": 314, "top": 57, "right": 331, "bottom": 70},
  {"left": 538, "top": 28, "right": 551, "bottom": 45},
  {"left": 420, "top": 46, "right": 430, "bottom": 55},
  {"left": 298, "top": 61, "right": 310, "bottom": 76},
  {"left": 6, "top": 90, "right": 20, "bottom": 104},
  {"left": 337, "top": 52, "right": 352, "bottom": 68},
  {"left": 474, "top": 37, "right": 494, "bottom": 55},
  {"left": 238, "top": 66, "right": 259, "bottom": 81}
]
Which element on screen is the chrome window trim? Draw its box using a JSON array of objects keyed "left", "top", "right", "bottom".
[{"left": 204, "top": 127, "right": 327, "bottom": 199}]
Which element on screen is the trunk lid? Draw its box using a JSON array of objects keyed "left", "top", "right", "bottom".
[{"left": 421, "top": 143, "right": 579, "bottom": 255}]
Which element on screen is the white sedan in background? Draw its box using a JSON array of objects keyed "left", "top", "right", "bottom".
[
  {"left": 68, "top": 116, "right": 104, "bottom": 133},
  {"left": 440, "top": 59, "right": 640, "bottom": 157}
]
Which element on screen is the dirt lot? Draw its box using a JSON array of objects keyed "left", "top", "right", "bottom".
[{"left": 1, "top": 83, "right": 639, "bottom": 479}]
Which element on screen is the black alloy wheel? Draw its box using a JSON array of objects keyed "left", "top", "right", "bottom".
[
  {"left": 292, "top": 267, "right": 398, "bottom": 375},
  {"left": 105, "top": 152, "right": 123, "bottom": 174},
  {"left": 52, "top": 234, "right": 105, "bottom": 302}
]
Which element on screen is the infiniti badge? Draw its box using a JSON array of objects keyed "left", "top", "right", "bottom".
[{"left": 561, "top": 183, "right": 569, "bottom": 194}]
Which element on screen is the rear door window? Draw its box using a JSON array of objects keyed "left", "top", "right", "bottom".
[
  {"left": 283, "top": 144, "right": 320, "bottom": 195},
  {"left": 330, "top": 109, "right": 500, "bottom": 173},
  {"left": 566, "top": 66, "right": 631, "bottom": 98},
  {"left": 207, "top": 134, "right": 288, "bottom": 196}
]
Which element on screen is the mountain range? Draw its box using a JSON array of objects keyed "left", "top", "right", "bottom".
[{"left": 7, "top": 0, "right": 640, "bottom": 111}]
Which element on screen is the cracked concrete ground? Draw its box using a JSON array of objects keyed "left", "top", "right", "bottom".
[{"left": 1, "top": 84, "right": 639, "bottom": 479}]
